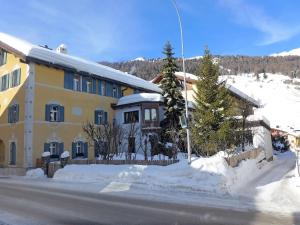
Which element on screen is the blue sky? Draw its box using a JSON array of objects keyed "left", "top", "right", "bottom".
[{"left": 1, "top": 0, "right": 300, "bottom": 61}]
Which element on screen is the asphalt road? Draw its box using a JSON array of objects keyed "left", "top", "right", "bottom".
[{"left": 0, "top": 179, "right": 297, "bottom": 225}]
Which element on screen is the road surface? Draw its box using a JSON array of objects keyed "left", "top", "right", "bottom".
[{"left": 0, "top": 178, "right": 297, "bottom": 225}]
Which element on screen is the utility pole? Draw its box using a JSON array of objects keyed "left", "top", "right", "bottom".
[{"left": 172, "top": 0, "right": 191, "bottom": 164}]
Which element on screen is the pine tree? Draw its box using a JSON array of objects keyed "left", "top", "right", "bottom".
[
  {"left": 191, "top": 47, "right": 234, "bottom": 156},
  {"left": 159, "top": 42, "right": 185, "bottom": 144}
]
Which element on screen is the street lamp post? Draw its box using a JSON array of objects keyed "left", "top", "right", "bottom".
[{"left": 172, "top": 0, "right": 191, "bottom": 164}]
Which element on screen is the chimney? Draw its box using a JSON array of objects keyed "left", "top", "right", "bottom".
[{"left": 56, "top": 44, "right": 68, "bottom": 54}]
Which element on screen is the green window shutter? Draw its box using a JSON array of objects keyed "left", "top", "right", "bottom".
[
  {"left": 45, "top": 104, "right": 51, "bottom": 121},
  {"left": 8, "top": 106, "right": 11, "bottom": 123},
  {"left": 82, "top": 77, "right": 87, "bottom": 92},
  {"left": 106, "top": 82, "right": 112, "bottom": 97},
  {"left": 59, "top": 106, "right": 64, "bottom": 122},
  {"left": 94, "top": 111, "right": 99, "bottom": 124},
  {"left": 84, "top": 142, "right": 88, "bottom": 158},
  {"left": 98, "top": 80, "right": 102, "bottom": 95},
  {"left": 72, "top": 142, "right": 76, "bottom": 159},
  {"left": 64, "top": 71, "right": 74, "bottom": 90},
  {"left": 104, "top": 112, "right": 108, "bottom": 124},
  {"left": 92, "top": 79, "right": 96, "bottom": 94},
  {"left": 44, "top": 143, "right": 50, "bottom": 152},
  {"left": 16, "top": 69, "right": 21, "bottom": 86},
  {"left": 59, "top": 143, "right": 64, "bottom": 157},
  {"left": 15, "top": 104, "right": 19, "bottom": 122}
]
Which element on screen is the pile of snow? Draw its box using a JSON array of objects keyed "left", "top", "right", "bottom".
[
  {"left": 61, "top": 151, "right": 70, "bottom": 159},
  {"left": 270, "top": 48, "right": 300, "bottom": 57},
  {"left": 223, "top": 74, "right": 300, "bottom": 129},
  {"left": 26, "top": 168, "right": 46, "bottom": 179},
  {"left": 42, "top": 151, "right": 50, "bottom": 157},
  {"left": 53, "top": 151, "right": 268, "bottom": 194}
]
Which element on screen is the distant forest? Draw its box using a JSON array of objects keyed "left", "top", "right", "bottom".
[{"left": 100, "top": 56, "right": 300, "bottom": 81}]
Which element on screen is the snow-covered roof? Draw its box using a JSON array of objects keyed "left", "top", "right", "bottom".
[
  {"left": 175, "top": 71, "right": 198, "bottom": 81},
  {"left": 117, "top": 93, "right": 163, "bottom": 106},
  {"left": 225, "top": 84, "right": 260, "bottom": 107},
  {"left": 0, "top": 32, "right": 161, "bottom": 93}
]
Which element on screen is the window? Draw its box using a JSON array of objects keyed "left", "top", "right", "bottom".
[
  {"left": 151, "top": 108, "right": 157, "bottom": 121},
  {"left": 72, "top": 141, "right": 88, "bottom": 158},
  {"left": 1, "top": 74, "right": 9, "bottom": 91},
  {"left": 44, "top": 142, "right": 64, "bottom": 159},
  {"left": 112, "top": 86, "right": 117, "bottom": 98},
  {"left": 95, "top": 110, "right": 108, "bottom": 125},
  {"left": 8, "top": 104, "right": 19, "bottom": 123},
  {"left": 124, "top": 111, "right": 139, "bottom": 124},
  {"left": 9, "top": 142, "right": 16, "bottom": 165},
  {"left": 98, "top": 80, "right": 105, "bottom": 96},
  {"left": 86, "top": 80, "right": 92, "bottom": 93},
  {"left": 73, "top": 76, "right": 80, "bottom": 91},
  {"left": 144, "top": 109, "right": 151, "bottom": 121},
  {"left": 144, "top": 108, "right": 158, "bottom": 121},
  {"left": 50, "top": 143, "right": 59, "bottom": 158},
  {"left": 45, "top": 104, "right": 64, "bottom": 122},
  {"left": 11, "top": 69, "right": 21, "bottom": 87},
  {"left": 0, "top": 50, "right": 7, "bottom": 66},
  {"left": 50, "top": 105, "right": 59, "bottom": 122}
]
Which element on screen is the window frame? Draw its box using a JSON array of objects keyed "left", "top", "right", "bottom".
[
  {"left": 124, "top": 110, "right": 139, "bottom": 124},
  {"left": 144, "top": 108, "right": 158, "bottom": 122}
]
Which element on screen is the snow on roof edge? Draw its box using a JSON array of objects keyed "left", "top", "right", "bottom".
[
  {"left": 0, "top": 32, "right": 161, "bottom": 93},
  {"left": 117, "top": 93, "right": 163, "bottom": 106}
]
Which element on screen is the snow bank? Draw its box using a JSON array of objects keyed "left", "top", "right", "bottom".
[
  {"left": 26, "top": 168, "right": 46, "bottom": 179},
  {"left": 42, "top": 151, "right": 50, "bottom": 157},
  {"left": 53, "top": 151, "right": 268, "bottom": 195},
  {"left": 61, "top": 151, "right": 70, "bottom": 159}
]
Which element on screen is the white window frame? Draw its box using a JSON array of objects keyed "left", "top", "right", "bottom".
[
  {"left": 86, "top": 80, "right": 92, "bottom": 93},
  {"left": 49, "top": 143, "right": 59, "bottom": 156},
  {"left": 73, "top": 77, "right": 80, "bottom": 91},
  {"left": 50, "top": 105, "right": 59, "bottom": 122}
]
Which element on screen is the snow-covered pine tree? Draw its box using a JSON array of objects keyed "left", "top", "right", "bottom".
[
  {"left": 191, "top": 47, "right": 234, "bottom": 156},
  {"left": 159, "top": 42, "right": 185, "bottom": 145}
]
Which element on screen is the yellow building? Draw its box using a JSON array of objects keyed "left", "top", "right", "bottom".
[{"left": 0, "top": 33, "right": 160, "bottom": 174}]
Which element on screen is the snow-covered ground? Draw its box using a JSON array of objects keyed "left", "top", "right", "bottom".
[
  {"left": 22, "top": 150, "right": 300, "bottom": 214},
  {"left": 223, "top": 73, "right": 300, "bottom": 130}
]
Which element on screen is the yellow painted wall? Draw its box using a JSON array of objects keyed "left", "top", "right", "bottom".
[
  {"left": 0, "top": 52, "right": 28, "bottom": 168},
  {"left": 32, "top": 64, "right": 134, "bottom": 165}
]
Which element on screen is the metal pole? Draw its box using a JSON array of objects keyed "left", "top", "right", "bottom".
[{"left": 172, "top": 0, "right": 191, "bottom": 164}]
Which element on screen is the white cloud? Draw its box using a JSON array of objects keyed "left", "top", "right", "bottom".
[{"left": 218, "top": 0, "right": 300, "bottom": 45}]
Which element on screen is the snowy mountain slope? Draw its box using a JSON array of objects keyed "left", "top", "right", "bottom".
[
  {"left": 223, "top": 73, "right": 300, "bottom": 130},
  {"left": 131, "top": 57, "right": 146, "bottom": 61},
  {"left": 270, "top": 48, "right": 300, "bottom": 56}
]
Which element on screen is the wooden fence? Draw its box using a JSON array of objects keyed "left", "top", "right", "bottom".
[
  {"left": 69, "top": 159, "right": 179, "bottom": 166},
  {"left": 45, "top": 159, "right": 179, "bottom": 178}
]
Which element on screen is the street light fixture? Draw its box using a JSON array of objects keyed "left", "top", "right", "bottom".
[{"left": 172, "top": 0, "right": 192, "bottom": 164}]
